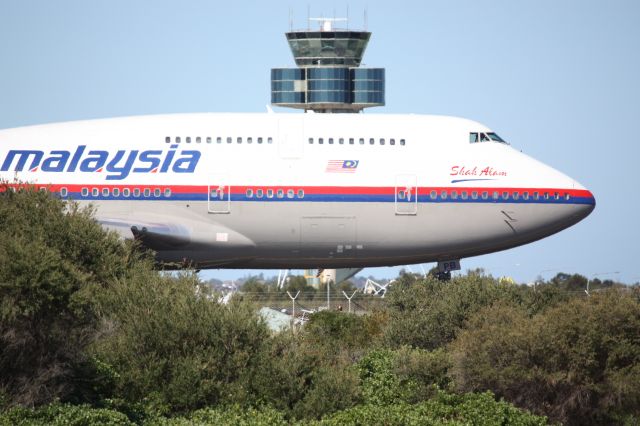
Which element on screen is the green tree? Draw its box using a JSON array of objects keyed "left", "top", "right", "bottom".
[
  {"left": 92, "top": 269, "right": 271, "bottom": 415},
  {"left": 450, "top": 290, "right": 640, "bottom": 425},
  {"left": 0, "top": 184, "right": 142, "bottom": 407}
]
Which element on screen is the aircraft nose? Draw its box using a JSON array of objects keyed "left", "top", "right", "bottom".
[{"left": 573, "top": 186, "right": 596, "bottom": 221}]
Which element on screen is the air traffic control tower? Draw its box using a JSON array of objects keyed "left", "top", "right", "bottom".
[{"left": 271, "top": 18, "right": 385, "bottom": 113}]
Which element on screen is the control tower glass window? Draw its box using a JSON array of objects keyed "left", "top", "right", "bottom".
[{"left": 286, "top": 31, "right": 371, "bottom": 67}]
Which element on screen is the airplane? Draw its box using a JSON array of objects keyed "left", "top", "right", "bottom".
[{"left": 0, "top": 112, "right": 595, "bottom": 279}]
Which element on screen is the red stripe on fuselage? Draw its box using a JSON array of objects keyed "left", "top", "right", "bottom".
[{"left": 2, "top": 183, "right": 594, "bottom": 200}]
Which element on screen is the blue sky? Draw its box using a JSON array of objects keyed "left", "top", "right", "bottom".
[{"left": 1, "top": 1, "right": 638, "bottom": 284}]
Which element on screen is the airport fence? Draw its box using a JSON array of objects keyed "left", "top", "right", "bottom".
[{"left": 234, "top": 291, "right": 387, "bottom": 315}]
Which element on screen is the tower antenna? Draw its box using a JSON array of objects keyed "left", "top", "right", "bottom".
[
  {"left": 289, "top": 8, "right": 293, "bottom": 32},
  {"left": 346, "top": 5, "right": 349, "bottom": 29},
  {"left": 364, "top": 7, "right": 368, "bottom": 31}
]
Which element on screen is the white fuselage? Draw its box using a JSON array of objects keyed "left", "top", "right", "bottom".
[{"left": 0, "top": 113, "right": 595, "bottom": 269}]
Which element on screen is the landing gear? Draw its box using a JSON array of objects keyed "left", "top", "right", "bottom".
[{"left": 436, "top": 260, "right": 461, "bottom": 281}]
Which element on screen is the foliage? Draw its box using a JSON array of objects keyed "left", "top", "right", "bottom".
[
  {"left": 0, "top": 185, "right": 145, "bottom": 407},
  {"left": 303, "top": 310, "right": 384, "bottom": 352},
  {"left": 245, "top": 328, "right": 362, "bottom": 420},
  {"left": 0, "top": 402, "right": 133, "bottom": 425},
  {"left": 383, "top": 273, "right": 512, "bottom": 349},
  {"left": 450, "top": 290, "right": 640, "bottom": 425},
  {"left": 92, "top": 269, "right": 271, "bottom": 414},
  {"left": 383, "top": 271, "right": 575, "bottom": 351},
  {"left": 312, "top": 391, "right": 548, "bottom": 426},
  {"left": 144, "top": 404, "right": 287, "bottom": 425}
]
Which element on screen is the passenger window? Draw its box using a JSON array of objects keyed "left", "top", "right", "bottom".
[
  {"left": 349, "top": 138, "right": 354, "bottom": 145},
  {"left": 92, "top": 188, "right": 99, "bottom": 197},
  {"left": 308, "top": 137, "right": 314, "bottom": 144},
  {"left": 328, "top": 138, "right": 334, "bottom": 145},
  {"left": 502, "top": 191, "right": 509, "bottom": 199},
  {"left": 359, "top": 138, "right": 365, "bottom": 145},
  {"left": 113, "top": 188, "right": 120, "bottom": 197},
  {"left": 369, "top": 138, "right": 375, "bottom": 145},
  {"left": 513, "top": 192, "right": 519, "bottom": 200},
  {"left": 267, "top": 137, "right": 273, "bottom": 144},
  {"left": 237, "top": 137, "right": 242, "bottom": 144},
  {"left": 277, "top": 189, "right": 284, "bottom": 198},
  {"left": 123, "top": 188, "right": 130, "bottom": 197},
  {"left": 297, "top": 189, "right": 304, "bottom": 198},
  {"left": 132, "top": 188, "right": 140, "bottom": 197},
  {"left": 400, "top": 139, "right": 406, "bottom": 146},
  {"left": 469, "top": 132, "right": 478, "bottom": 143},
  {"left": 481, "top": 191, "right": 488, "bottom": 200},
  {"left": 102, "top": 188, "right": 109, "bottom": 197},
  {"left": 493, "top": 191, "right": 499, "bottom": 200},
  {"left": 523, "top": 192, "right": 529, "bottom": 200},
  {"left": 165, "top": 136, "right": 171, "bottom": 144},
  {"left": 247, "top": 137, "right": 253, "bottom": 144},
  {"left": 451, "top": 190, "right": 458, "bottom": 199},
  {"left": 176, "top": 137, "right": 181, "bottom": 143},
  {"left": 216, "top": 137, "right": 222, "bottom": 144},
  {"left": 154, "top": 188, "right": 161, "bottom": 197},
  {"left": 554, "top": 192, "right": 559, "bottom": 200},
  {"left": 543, "top": 192, "right": 549, "bottom": 200},
  {"left": 398, "top": 190, "right": 406, "bottom": 200},
  {"left": 60, "top": 187, "right": 68, "bottom": 197},
  {"left": 380, "top": 138, "right": 385, "bottom": 145},
  {"left": 144, "top": 188, "right": 151, "bottom": 197},
  {"left": 339, "top": 138, "right": 344, "bottom": 145},
  {"left": 564, "top": 193, "right": 571, "bottom": 200},
  {"left": 81, "top": 188, "right": 88, "bottom": 197},
  {"left": 246, "top": 189, "right": 253, "bottom": 198},
  {"left": 461, "top": 191, "right": 468, "bottom": 200},
  {"left": 287, "top": 189, "right": 294, "bottom": 198},
  {"left": 258, "top": 137, "right": 263, "bottom": 144},
  {"left": 319, "top": 138, "right": 324, "bottom": 145},
  {"left": 267, "top": 189, "right": 274, "bottom": 198},
  {"left": 186, "top": 137, "right": 191, "bottom": 143},
  {"left": 210, "top": 188, "right": 218, "bottom": 199},
  {"left": 472, "top": 191, "right": 478, "bottom": 199},
  {"left": 227, "top": 137, "right": 232, "bottom": 144},
  {"left": 533, "top": 191, "right": 539, "bottom": 200},
  {"left": 164, "top": 188, "right": 171, "bottom": 197},
  {"left": 441, "top": 190, "right": 448, "bottom": 200},
  {"left": 430, "top": 190, "right": 437, "bottom": 199},
  {"left": 390, "top": 138, "right": 396, "bottom": 145},
  {"left": 256, "top": 189, "right": 264, "bottom": 198}
]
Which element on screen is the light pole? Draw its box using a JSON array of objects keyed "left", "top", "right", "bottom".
[
  {"left": 286, "top": 290, "right": 300, "bottom": 328},
  {"left": 342, "top": 290, "right": 358, "bottom": 313}
]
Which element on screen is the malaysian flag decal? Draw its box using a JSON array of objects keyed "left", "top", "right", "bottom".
[{"left": 326, "top": 160, "right": 359, "bottom": 173}]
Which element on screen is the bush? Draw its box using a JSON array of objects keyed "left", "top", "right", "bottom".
[
  {"left": 0, "top": 185, "right": 143, "bottom": 407},
  {"left": 312, "top": 391, "right": 548, "bottom": 425},
  {"left": 92, "top": 270, "right": 271, "bottom": 414},
  {"left": 245, "top": 330, "right": 362, "bottom": 420},
  {"left": 450, "top": 290, "right": 640, "bottom": 425},
  {"left": 144, "top": 405, "right": 287, "bottom": 426},
  {"left": 383, "top": 273, "right": 514, "bottom": 349},
  {"left": 0, "top": 402, "right": 133, "bottom": 425}
]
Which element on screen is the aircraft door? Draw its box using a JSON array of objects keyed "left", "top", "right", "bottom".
[
  {"left": 208, "top": 182, "right": 231, "bottom": 214},
  {"left": 395, "top": 174, "right": 418, "bottom": 215},
  {"left": 278, "top": 116, "right": 304, "bottom": 159}
]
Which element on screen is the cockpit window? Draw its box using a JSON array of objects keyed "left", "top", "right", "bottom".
[
  {"left": 469, "top": 132, "right": 508, "bottom": 144},
  {"left": 487, "top": 132, "right": 506, "bottom": 143}
]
